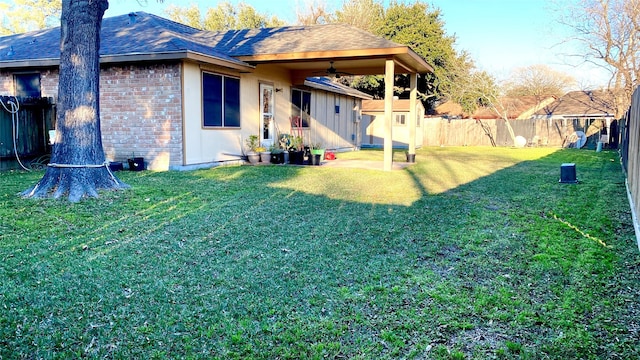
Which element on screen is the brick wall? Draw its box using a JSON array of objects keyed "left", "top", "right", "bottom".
[
  {"left": 1, "top": 62, "right": 184, "bottom": 170},
  {"left": 0, "top": 72, "right": 12, "bottom": 94},
  {"left": 100, "top": 63, "right": 183, "bottom": 170},
  {"left": 0, "top": 69, "right": 58, "bottom": 97}
]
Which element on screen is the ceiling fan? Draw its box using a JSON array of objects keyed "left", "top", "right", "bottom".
[{"left": 313, "top": 61, "right": 352, "bottom": 79}]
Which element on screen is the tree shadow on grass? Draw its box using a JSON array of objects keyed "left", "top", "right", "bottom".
[{"left": 1, "top": 148, "right": 638, "bottom": 359}]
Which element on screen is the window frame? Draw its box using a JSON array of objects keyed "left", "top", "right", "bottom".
[
  {"left": 291, "top": 88, "right": 311, "bottom": 128},
  {"left": 395, "top": 113, "right": 406, "bottom": 126},
  {"left": 260, "top": 82, "right": 275, "bottom": 144},
  {"left": 202, "top": 71, "right": 241, "bottom": 128},
  {"left": 14, "top": 73, "right": 41, "bottom": 98}
]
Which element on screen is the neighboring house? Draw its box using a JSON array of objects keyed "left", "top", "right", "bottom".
[
  {"left": 429, "top": 96, "right": 557, "bottom": 147},
  {"left": 533, "top": 90, "right": 617, "bottom": 148},
  {"left": 361, "top": 99, "right": 424, "bottom": 147},
  {"left": 0, "top": 12, "right": 431, "bottom": 170},
  {"left": 435, "top": 96, "right": 557, "bottom": 120}
]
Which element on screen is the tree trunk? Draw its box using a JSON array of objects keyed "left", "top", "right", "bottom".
[{"left": 23, "top": 0, "right": 128, "bottom": 202}]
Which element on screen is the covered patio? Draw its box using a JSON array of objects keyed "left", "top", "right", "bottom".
[{"left": 208, "top": 24, "right": 435, "bottom": 170}]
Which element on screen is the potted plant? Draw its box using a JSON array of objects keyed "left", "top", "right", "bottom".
[
  {"left": 309, "top": 142, "right": 325, "bottom": 166},
  {"left": 245, "top": 135, "right": 260, "bottom": 164},
  {"left": 269, "top": 143, "right": 285, "bottom": 164},
  {"left": 256, "top": 146, "right": 270, "bottom": 163},
  {"left": 278, "top": 133, "right": 292, "bottom": 164},
  {"left": 289, "top": 136, "right": 305, "bottom": 165}
]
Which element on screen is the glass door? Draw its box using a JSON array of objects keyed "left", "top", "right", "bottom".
[{"left": 260, "top": 83, "right": 274, "bottom": 147}]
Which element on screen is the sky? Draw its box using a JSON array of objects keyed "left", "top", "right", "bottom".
[{"left": 104, "top": 0, "right": 609, "bottom": 90}]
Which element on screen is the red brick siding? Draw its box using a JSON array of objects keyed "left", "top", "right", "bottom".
[
  {"left": 0, "top": 69, "right": 58, "bottom": 97},
  {"left": 1, "top": 63, "right": 184, "bottom": 170},
  {"left": 100, "top": 63, "right": 183, "bottom": 170},
  {"left": 0, "top": 72, "right": 12, "bottom": 94}
]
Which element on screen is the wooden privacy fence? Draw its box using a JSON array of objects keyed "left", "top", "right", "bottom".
[
  {"left": 0, "top": 96, "right": 55, "bottom": 170},
  {"left": 621, "top": 87, "right": 640, "bottom": 250},
  {"left": 422, "top": 117, "right": 616, "bottom": 149}
]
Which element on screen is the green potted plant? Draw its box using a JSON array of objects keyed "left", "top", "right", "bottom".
[
  {"left": 309, "top": 142, "right": 325, "bottom": 166},
  {"left": 245, "top": 135, "right": 260, "bottom": 164},
  {"left": 289, "top": 136, "right": 305, "bottom": 165}
]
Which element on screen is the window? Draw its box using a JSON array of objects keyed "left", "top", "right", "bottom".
[
  {"left": 291, "top": 88, "right": 310, "bottom": 127},
  {"left": 395, "top": 114, "right": 406, "bottom": 125},
  {"left": 202, "top": 72, "right": 240, "bottom": 127},
  {"left": 260, "top": 83, "right": 274, "bottom": 144},
  {"left": 14, "top": 73, "right": 41, "bottom": 97}
]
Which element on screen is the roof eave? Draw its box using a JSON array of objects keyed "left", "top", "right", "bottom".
[
  {"left": 0, "top": 58, "right": 59, "bottom": 69},
  {"left": 401, "top": 48, "right": 434, "bottom": 74},
  {"left": 0, "top": 50, "right": 255, "bottom": 72},
  {"left": 237, "top": 46, "right": 434, "bottom": 74},
  {"left": 236, "top": 46, "right": 409, "bottom": 62},
  {"left": 303, "top": 78, "right": 373, "bottom": 100},
  {"left": 101, "top": 51, "right": 255, "bottom": 71}
]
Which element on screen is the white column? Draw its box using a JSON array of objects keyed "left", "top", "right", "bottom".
[
  {"left": 408, "top": 72, "right": 417, "bottom": 161},
  {"left": 384, "top": 59, "right": 395, "bottom": 171}
]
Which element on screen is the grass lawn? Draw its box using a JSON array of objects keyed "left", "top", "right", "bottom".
[{"left": 1, "top": 147, "right": 639, "bottom": 359}]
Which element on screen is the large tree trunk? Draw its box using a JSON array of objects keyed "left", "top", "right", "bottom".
[{"left": 23, "top": 0, "right": 128, "bottom": 202}]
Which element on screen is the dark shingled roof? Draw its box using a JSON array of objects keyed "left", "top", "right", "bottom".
[
  {"left": 435, "top": 96, "right": 557, "bottom": 120},
  {"left": 534, "top": 90, "right": 615, "bottom": 117},
  {"left": 0, "top": 12, "right": 251, "bottom": 68},
  {"left": 197, "top": 24, "right": 406, "bottom": 57},
  {"left": 1, "top": 11, "right": 433, "bottom": 76}
]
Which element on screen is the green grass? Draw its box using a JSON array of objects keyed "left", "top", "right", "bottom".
[{"left": 1, "top": 147, "right": 639, "bottom": 359}]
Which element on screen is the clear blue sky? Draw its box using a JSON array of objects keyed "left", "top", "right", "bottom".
[{"left": 103, "top": 0, "right": 608, "bottom": 89}]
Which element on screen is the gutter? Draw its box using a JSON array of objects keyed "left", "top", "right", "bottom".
[{"left": 0, "top": 50, "right": 255, "bottom": 72}]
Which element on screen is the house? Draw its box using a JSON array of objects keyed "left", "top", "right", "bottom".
[
  {"left": 435, "top": 96, "right": 557, "bottom": 120},
  {"left": 533, "top": 90, "right": 617, "bottom": 148},
  {"left": 361, "top": 99, "right": 424, "bottom": 147},
  {"left": 0, "top": 12, "right": 432, "bottom": 170}
]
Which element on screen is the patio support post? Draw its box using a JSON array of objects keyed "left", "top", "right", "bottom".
[
  {"left": 408, "top": 72, "right": 417, "bottom": 160},
  {"left": 384, "top": 58, "right": 395, "bottom": 171}
]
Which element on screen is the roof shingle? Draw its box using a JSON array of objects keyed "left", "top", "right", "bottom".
[
  {"left": 0, "top": 12, "right": 250, "bottom": 68},
  {"left": 534, "top": 90, "right": 615, "bottom": 117},
  {"left": 198, "top": 24, "right": 405, "bottom": 57}
]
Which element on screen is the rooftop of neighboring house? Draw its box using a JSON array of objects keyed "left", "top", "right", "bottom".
[
  {"left": 533, "top": 90, "right": 616, "bottom": 118},
  {"left": 435, "top": 95, "right": 557, "bottom": 120}
]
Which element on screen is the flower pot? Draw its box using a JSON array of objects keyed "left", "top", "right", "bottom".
[
  {"left": 127, "top": 157, "right": 145, "bottom": 171},
  {"left": 309, "top": 153, "right": 322, "bottom": 165},
  {"left": 247, "top": 152, "right": 260, "bottom": 164},
  {"left": 310, "top": 148, "right": 325, "bottom": 160},
  {"left": 260, "top": 151, "right": 271, "bottom": 163},
  {"left": 270, "top": 152, "right": 285, "bottom": 164},
  {"left": 283, "top": 151, "right": 289, "bottom": 164},
  {"left": 289, "top": 150, "right": 305, "bottom": 165},
  {"left": 406, "top": 152, "right": 416, "bottom": 163}
]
